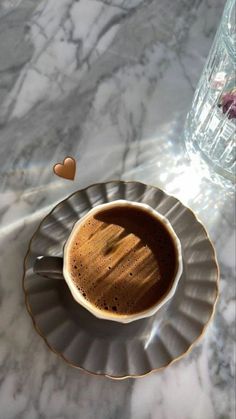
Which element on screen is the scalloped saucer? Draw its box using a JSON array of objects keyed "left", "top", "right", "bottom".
[{"left": 23, "top": 181, "right": 219, "bottom": 379}]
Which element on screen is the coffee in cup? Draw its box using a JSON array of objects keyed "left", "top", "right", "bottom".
[{"left": 67, "top": 203, "right": 178, "bottom": 316}]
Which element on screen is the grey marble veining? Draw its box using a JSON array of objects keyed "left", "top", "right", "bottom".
[{"left": 0, "top": 0, "right": 235, "bottom": 418}]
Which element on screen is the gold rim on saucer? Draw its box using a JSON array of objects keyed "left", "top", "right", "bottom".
[{"left": 23, "top": 181, "right": 219, "bottom": 379}]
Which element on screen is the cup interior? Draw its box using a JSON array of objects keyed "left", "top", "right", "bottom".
[{"left": 63, "top": 200, "right": 183, "bottom": 323}]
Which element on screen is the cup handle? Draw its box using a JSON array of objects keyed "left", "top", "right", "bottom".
[{"left": 34, "top": 256, "right": 64, "bottom": 280}]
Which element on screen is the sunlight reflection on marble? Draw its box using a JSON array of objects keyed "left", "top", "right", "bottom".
[{"left": 123, "top": 129, "right": 235, "bottom": 240}]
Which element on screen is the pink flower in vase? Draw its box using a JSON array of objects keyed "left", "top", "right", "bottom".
[{"left": 221, "top": 90, "right": 236, "bottom": 120}]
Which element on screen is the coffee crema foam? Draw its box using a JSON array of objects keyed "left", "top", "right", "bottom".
[{"left": 68, "top": 205, "right": 177, "bottom": 316}]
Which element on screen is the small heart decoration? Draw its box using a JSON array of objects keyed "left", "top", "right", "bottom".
[{"left": 53, "top": 157, "right": 76, "bottom": 180}]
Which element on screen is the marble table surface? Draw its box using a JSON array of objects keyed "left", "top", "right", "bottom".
[{"left": 0, "top": 0, "right": 235, "bottom": 418}]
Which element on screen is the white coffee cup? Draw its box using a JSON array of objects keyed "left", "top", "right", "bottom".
[{"left": 34, "top": 200, "right": 183, "bottom": 323}]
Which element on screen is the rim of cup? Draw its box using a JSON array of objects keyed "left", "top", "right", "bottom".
[{"left": 63, "top": 200, "right": 183, "bottom": 323}]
